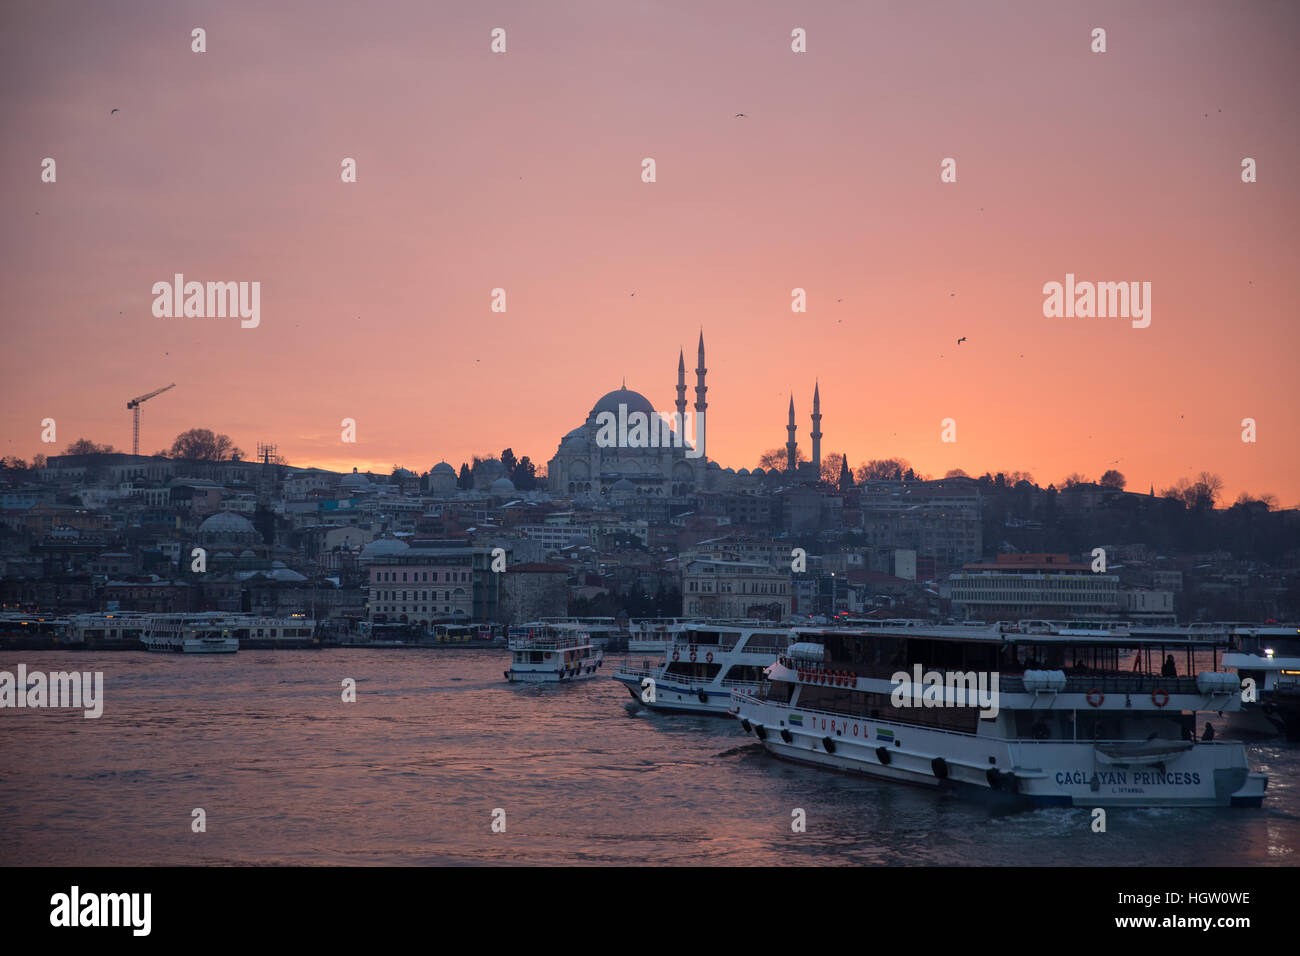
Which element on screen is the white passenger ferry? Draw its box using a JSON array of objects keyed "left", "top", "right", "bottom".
[
  {"left": 505, "top": 623, "right": 604, "bottom": 683},
  {"left": 627, "top": 618, "right": 695, "bottom": 653},
  {"left": 733, "top": 620, "right": 1266, "bottom": 808},
  {"left": 141, "top": 613, "right": 240, "bottom": 654},
  {"left": 613, "top": 621, "right": 794, "bottom": 714},
  {"left": 1222, "top": 624, "right": 1300, "bottom": 739}
]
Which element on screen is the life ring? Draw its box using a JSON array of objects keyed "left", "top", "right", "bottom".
[
  {"left": 1086, "top": 688, "right": 1104, "bottom": 707},
  {"left": 705, "top": 651, "right": 713, "bottom": 664},
  {"left": 672, "top": 650, "right": 679, "bottom": 662},
  {"left": 1151, "top": 688, "right": 1170, "bottom": 708}
]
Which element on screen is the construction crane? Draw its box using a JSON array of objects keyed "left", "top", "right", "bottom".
[{"left": 126, "top": 383, "right": 176, "bottom": 455}]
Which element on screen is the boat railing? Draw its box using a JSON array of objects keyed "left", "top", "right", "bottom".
[
  {"left": 730, "top": 691, "right": 1247, "bottom": 746},
  {"left": 508, "top": 634, "right": 591, "bottom": 650},
  {"left": 776, "top": 659, "right": 1216, "bottom": 696},
  {"left": 998, "top": 674, "right": 1210, "bottom": 696}
]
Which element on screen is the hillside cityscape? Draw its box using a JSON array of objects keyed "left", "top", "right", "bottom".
[{"left": 3, "top": 369, "right": 1295, "bottom": 635}]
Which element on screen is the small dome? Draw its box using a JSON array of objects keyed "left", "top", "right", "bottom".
[
  {"left": 341, "top": 471, "right": 372, "bottom": 488},
  {"left": 737, "top": 468, "right": 750, "bottom": 476},
  {"left": 561, "top": 434, "right": 588, "bottom": 452},
  {"left": 198, "top": 512, "right": 256, "bottom": 535},
  {"left": 752, "top": 468, "right": 766, "bottom": 477},
  {"left": 431, "top": 461, "right": 456, "bottom": 475},
  {"left": 361, "top": 537, "right": 410, "bottom": 559},
  {"left": 490, "top": 476, "right": 517, "bottom": 494},
  {"left": 612, "top": 478, "right": 636, "bottom": 493}
]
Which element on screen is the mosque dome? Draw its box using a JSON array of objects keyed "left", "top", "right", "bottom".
[
  {"left": 198, "top": 512, "right": 256, "bottom": 535},
  {"left": 611, "top": 478, "right": 636, "bottom": 494},
  {"left": 341, "top": 468, "right": 372, "bottom": 489},
  {"left": 431, "top": 462, "right": 455, "bottom": 475},
  {"left": 561, "top": 434, "right": 588, "bottom": 453},
  {"left": 490, "top": 476, "right": 517, "bottom": 495},
  {"left": 591, "top": 386, "right": 655, "bottom": 418}
]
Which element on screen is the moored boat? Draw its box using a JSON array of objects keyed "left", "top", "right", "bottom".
[
  {"left": 141, "top": 613, "right": 240, "bottom": 654},
  {"left": 733, "top": 620, "right": 1266, "bottom": 808},
  {"left": 612, "top": 621, "right": 793, "bottom": 714}
]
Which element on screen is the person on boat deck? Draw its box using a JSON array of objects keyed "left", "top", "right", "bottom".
[
  {"left": 1161, "top": 655, "right": 1177, "bottom": 678},
  {"left": 1201, "top": 722, "right": 1216, "bottom": 742}
]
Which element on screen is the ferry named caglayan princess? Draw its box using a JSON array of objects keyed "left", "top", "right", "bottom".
[{"left": 733, "top": 620, "right": 1266, "bottom": 808}]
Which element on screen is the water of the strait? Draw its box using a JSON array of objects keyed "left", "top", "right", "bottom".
[{"left": 1, "top": 649, "right": 1297, "bottom": 866}]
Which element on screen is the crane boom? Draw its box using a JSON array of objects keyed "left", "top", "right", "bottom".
[
  {"left": 127, "top": 383, "right": 176, "bottom": 409},
  {"left": 126, "top": 383, "right": 176, "bottom": 455}
]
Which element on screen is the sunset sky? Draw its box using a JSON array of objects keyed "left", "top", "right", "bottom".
[{"left": 2, "top": 1, "right": 1297, "bottom": 503}]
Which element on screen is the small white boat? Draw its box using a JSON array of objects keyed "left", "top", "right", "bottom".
[
  {"left": 141, "top": 613, "right": 239, "bottom": 654},
  {"left": 504, "top": 624, "right": 603, "bottom": 683},
  {"left": 612, "top": 621, "right": 793, "bottom": 714}
]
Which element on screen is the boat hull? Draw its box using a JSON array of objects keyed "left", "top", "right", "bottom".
[
  {"left": 506, "top": 664, "right": 602, "bottom": 684},
  {"left": 141, "top": 638, "right": 238, "bottom": 654},
  {"left": 612, "top": 672, "right": 738, "bottom": 714},
  {"left": 736, "top": 696, "right": 1266, "bottom": 808}
]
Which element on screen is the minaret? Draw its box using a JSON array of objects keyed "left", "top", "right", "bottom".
[
  {"left": 786, "top": 395, "right": 798, "bottom": 474},
  {"left": 694, "top": 331, "right": 708, "bottom": 461},
  {"left": 810, "top": 381, "right": 822, "bottom": 479},
  {"left": 675, "top": 348, "right": 687, "bottom": 425}
]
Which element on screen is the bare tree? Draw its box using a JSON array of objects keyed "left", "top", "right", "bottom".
[
  {"left": 169, "top": 428, "right": 244, "bottom": 461},
  {"left": 758, "top": 447, "right": 806, "bottom": 471},
  {"left": 820, "top": 452, "right": 846, "bottom": 484},
  {"left": 64, "top": 438, "right": 116, "bottom": 455},
  {"left": 1099, "top": 469, "right": 1126, "bottom": 489},
  {"left": 856, "top": 458, "right": 911, "bottom": 482}
]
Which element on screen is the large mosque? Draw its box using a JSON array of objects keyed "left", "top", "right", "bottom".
[
  {"left": 546, "top": 334, "right": 828, "bottom": 500},
  {"left": 547, "top": 334, "right": 711, "bottom": 499}
]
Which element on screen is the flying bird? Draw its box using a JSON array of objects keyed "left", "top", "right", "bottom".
[
  {"left": 957, "top": 337, "right": 967, "bottom": 344},
  {"left": 110, "top": 108, "right": 119, "bottom": 114},
  {"left": 734, "top": 113, "right": 747, "bottom": 118}
]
